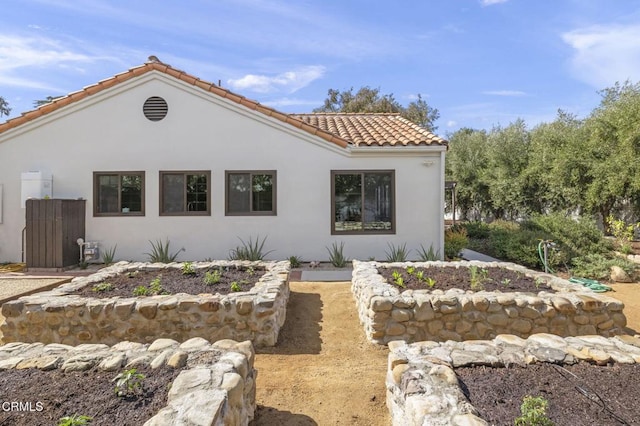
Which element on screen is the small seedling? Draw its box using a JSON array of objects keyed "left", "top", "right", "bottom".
[
  {"left": 92, "top": 282, "right": 114, "bottom": 292},
  {"left": 535, "top": 277, "right": 545, "bottom": 289},
  {"left": 182, "top": 261, "right": 196, "bottom": 275},
  {"left": 149, "top": 276, "right": 164, "bottom": 294},
  {"left": 425, "top": 277, "right": 436, "bottom": 288},
  {"left": 204, "top": 269, "right": 221, "bottom": 285},
  {"left": 57, "top": 414, "right": 93, "bottom": 426},
  {"left": 133, "top": 285, "right": 149, "bottom": 296},
  {"left": 127, "top": 271, "right": 139, "bottom": 278},
  {"left": 406, "top": 266, "right": 416, "bottom": 275},
  {"left": 501, "top": 278, "right": 512, "bottom": 287},
  {"left": 469, "top": 266, "right": 487, "bottom": 291},
  {"left": 391, "top": 270, "right": 405, "bottom": 288},
  {"left": 113, "top": 368, "right": 145, "bottom": 397},
  {"left": 246, "top": 266, "right": 255, "bottom": 276},
  {"left": 415, "top": 270, "right": 425, "bottom": 280},
  {"left": 230, "top": 281, "right": 242, "bottom": 292},
  {"left": 514, "top": 395, "right": 554, "bottom": 426}
]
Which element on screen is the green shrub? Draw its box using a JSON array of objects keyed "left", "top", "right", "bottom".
[
  {"left": 571, "top": 253, "right": 637, "bottom": 281},
  {"left": 464, "top": 221, "right": 491, "bottom": 239},
  {"left": 444, "top": 227, "right": 468, "bottom": 260}
]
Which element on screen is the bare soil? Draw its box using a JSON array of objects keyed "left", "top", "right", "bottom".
[
  {"left": 0, "top": 365, "right": 180, "bottom": 426},
  {"left": 379, "top": 266, "right": 550, "bottom": 293},
  {"left": 456, "top": 362, "right": 640, "bottom": 425},
  {"left": 251, "top": 281, "right": 390, "bottom": 425},
  {"left": 73, "top": 266, "right": 263, "bottom": 298}
]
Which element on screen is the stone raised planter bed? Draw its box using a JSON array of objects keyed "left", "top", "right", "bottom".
[
  {"left": 386, "top": 334, "right": 640, "bottom": 425},
  {"left": 0, "top": 337, "right": 256, "bottom": 425},
  {"left": 1, "top": 260, "right": 290, "bottom": 347},
  {"left": 352, "top": 260, "right": 627, "bottom": 345}
]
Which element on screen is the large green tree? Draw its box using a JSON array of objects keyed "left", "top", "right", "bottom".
[
  {"left": 315, "top": 87, "right": 440, "bottom": 132},
  {"left": 0, "top": 96, "right": 10, "bottom": 117}
]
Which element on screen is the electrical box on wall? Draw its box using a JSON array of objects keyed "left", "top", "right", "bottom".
[{"left": 21, "top": 171, "right": 52, "bottom": 208}]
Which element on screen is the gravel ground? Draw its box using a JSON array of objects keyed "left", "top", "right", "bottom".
[{"left": 0, "top": 277, "right": 71, "bottom": 304}]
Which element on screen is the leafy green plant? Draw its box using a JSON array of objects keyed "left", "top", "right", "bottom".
[
  {"left": 204, "top": 269, "right": 222, "bottom": 285},
  {"left": 414, "top": 270, "right": 425, "bottom": 280},
  {"left": 391, "top": 270, "right": 405, "bottom": 288},
  {"left": 57, "top": 414, "right": 93, "bottom": 426},
  {"left": 571, "top": 253, "right": 637, "bottom": 281},
  {"left": 288, "top": 255, "right": 303, "bottom": 268},
  {"left": 230, "top": 281, "right": 242, "bottom": 292},
  {"left": 246, "top": 266, "right": 255, "bottom": 276},
  {"left": 607, "top": 215, "right": 637, "bottom": 254},
  {"left": 326, "top": 241, "right": 349, "bottom": 268},
  {"left": 102, "top": 245, "right": 117, "bottom": 265},
  {"left": 417, "top": 244, "right": 440, "bottom": 261},
  {"left": 133, "top": 285, "right": 149, "bottom": 296},
  {"left": 501, "top": 278, "right": 512, "bottom": 287},
  {"left": 514, "top": 395, "right": 554, "bottom": 426},
  {"left": 92, "top": 282, "right": 114, "bottom": 292},
  {"left": 424, "top": 277, "right": 436, "bottom": 288},
  {"left": 444, "top": 227, "right": 468, "bottom": 260},
  {"left": 469, "top": 265, "right": 488, "bottom": 291},
  {"left": 534, "top": 277, "right": 545, "bottom": 289},
  {"left": 181, "top": 261, "right": 196, "bottom": 275},
  {"left": 385, "top": 243, "right": 410, "bottom": 262},
  {"left": 145, "top": 238, "right": 184, "bottom": 263},
  {"left": 406, "top": 266, "right": 416, "bottom": 275},
  {"left": 228, "top": 235, "right": 274, "bottom": 261},
  {"left": 149, "top": 276, "right": 163, "bottom": 294},
  {"left": 113, "top": 368, "right": 145, "bottom": 397}
]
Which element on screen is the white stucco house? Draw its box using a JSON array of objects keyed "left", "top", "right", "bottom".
[{"left": 0, "top": 59, "right": 448, "bottom": 266}]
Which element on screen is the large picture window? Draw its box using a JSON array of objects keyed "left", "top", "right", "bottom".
[
  {"left": 226, "top": 171, "right": 276, "bottom": 215},
  {"left": 160, "top": 171, "right": 211, "bottom": 215},
  {"left": 332, "top": 170, "right": 394, "bottom": 234},
  {"left": 94, "top": 171, "right": 145, "bottom": 216}
]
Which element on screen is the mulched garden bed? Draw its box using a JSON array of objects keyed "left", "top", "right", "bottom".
[
  {"left": 73, "top": 266, "right": 265, "bottom": 298},
  {"left": 379, "top": 266, "right": 552, "bottom": 293},
  {"left": 0, "top": 365, "right": 181, "bottom": 426},
  {"left": 456, "top": 362, "right": 640, "bottom": 425}
]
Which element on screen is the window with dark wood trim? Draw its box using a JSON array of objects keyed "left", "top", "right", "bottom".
[
  {"left": 160, "top": 171, "right": 211, "bottom": 216},
  {"left": 331, "top": 170, "right": 395, "bottom": 234},
  {"left": 225, "top": 171, "right": 277, "bottom": 216},
  {"left": 93, "top": 171, "right": 145, "bottom": 216}
]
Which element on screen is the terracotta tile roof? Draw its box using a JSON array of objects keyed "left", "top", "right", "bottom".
[
  {"left": 0, "top": 60, "right": 447, "bottom": 149},
  {"left": 291, "top": 113, "right": 447, "bottom": 147}
]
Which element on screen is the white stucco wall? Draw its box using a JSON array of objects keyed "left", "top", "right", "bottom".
[{"left": 0, "top": 72, "right": 446, "bottom": 263}]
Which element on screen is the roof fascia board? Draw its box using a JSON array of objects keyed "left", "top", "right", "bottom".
[{"left": 348, "top": 145, "right": 446, "bottom": 157}]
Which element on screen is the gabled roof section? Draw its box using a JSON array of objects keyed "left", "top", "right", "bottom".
[
  {"left": 0, "top": 59, "right": 447, "bottom": 149},
  {"left": 291, "top": 113, "right": 448, "bottom": 147}
]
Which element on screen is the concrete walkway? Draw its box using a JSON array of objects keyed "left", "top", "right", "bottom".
[{"left": 460, "top": 249, "right": 501, "bottom": 262}]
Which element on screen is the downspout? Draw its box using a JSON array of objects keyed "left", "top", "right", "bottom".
[{"left": 439, "top": 150, "right": 446, "bottom": 260}]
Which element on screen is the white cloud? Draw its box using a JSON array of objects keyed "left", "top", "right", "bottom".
[
  {"left": 562, "top": 24, "right": 640, "bottom": 88},
  {"left": 482, "top": 90, "right": 527, "bottom": 96},
  {"left": 227, "top": 66, "right": 326, "bottom": 94},
  {"left": 262, "top": 97, "right": 320, "bottom": 108},
  {"left": 480, "top": 0, "right": 509, "bottom": 6},
  {"left": 447, "top": 120, "right": 457, "bottom": 127}
]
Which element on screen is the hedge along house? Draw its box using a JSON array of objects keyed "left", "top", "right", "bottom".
[{"left": 0, "top": 59, "right": 448, "bottom": 266}]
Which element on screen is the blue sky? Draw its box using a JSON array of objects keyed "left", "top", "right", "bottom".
[{"left": 2, "top": 0, "right": 640, "bottom": 135}]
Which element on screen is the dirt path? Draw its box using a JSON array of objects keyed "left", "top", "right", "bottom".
[
  {"left": 251, "top": 282, "right": 390, "bottom": 425},
  {"left": 610, "top": 283, "right": 640, "bottom": 334}
]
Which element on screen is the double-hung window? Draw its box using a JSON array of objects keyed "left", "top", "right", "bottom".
[
  {"left": 160, "top": 171, "right": 211, "bottom": 215},
  {"left": 225, "top": 171, "right": 276, "bottom": 215},
  {"left": 94, "top": 171, "right": 145, "bottom": 216},
  {"left": 331, "top": 170, "right": 394, "bottom": 234}
]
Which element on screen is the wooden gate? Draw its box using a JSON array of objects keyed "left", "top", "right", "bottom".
[{"left": 25, "top": 199, "right": 86, "bottom": 269}]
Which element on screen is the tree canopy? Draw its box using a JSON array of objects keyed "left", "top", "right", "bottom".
[
  {"left": 0, "top": 96, "right": 10, "bottom": 117},
  {"left": 314, "top": 86, "right": 440, "bottom": 132},
  {"left": 445, "top": 80, "right": 640, "bottom": 223}
]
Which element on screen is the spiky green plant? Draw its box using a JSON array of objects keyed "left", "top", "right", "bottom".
[
  {"left": 326, "top": 241, "right": 348, "bottom": 268},
  {"left": 288, "top": 255, "right": 303, "bottom": 268},
  {"left": 102, "top": 245, "right": 117, "bottom": 265},
  {"left": 145, "top": 238, "right": 184, "bottom": 263},
  {"left": 228, "top": 235, "right": 274, "bottom": 261},
  {"left": 417, "top": 244, "right": 440, "bottom": 261},
  {"left": 385, "top": 243, "right": 410, "bottom": 262}
]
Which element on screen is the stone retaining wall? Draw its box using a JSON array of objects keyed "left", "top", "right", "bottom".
[
  {"left": 1, "top": 260, "right": 290, "bottom": 347},
  {"left": 0, "top": 337, "right": 257, "bottom": 425},
  {"left": 352, "top": 260, "right": 627, "bottom": 345},
  {"left": 387, "top": 333, "right": 640, "bottom": 425}
]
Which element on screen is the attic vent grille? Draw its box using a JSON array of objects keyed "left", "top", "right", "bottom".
[{"left": 143, "top": 96, "right": 168, "bottom": 121}]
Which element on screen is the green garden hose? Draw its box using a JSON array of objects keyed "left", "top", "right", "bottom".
[{"left": 537, "top": 241, "right": 612, "bottom": 292}]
